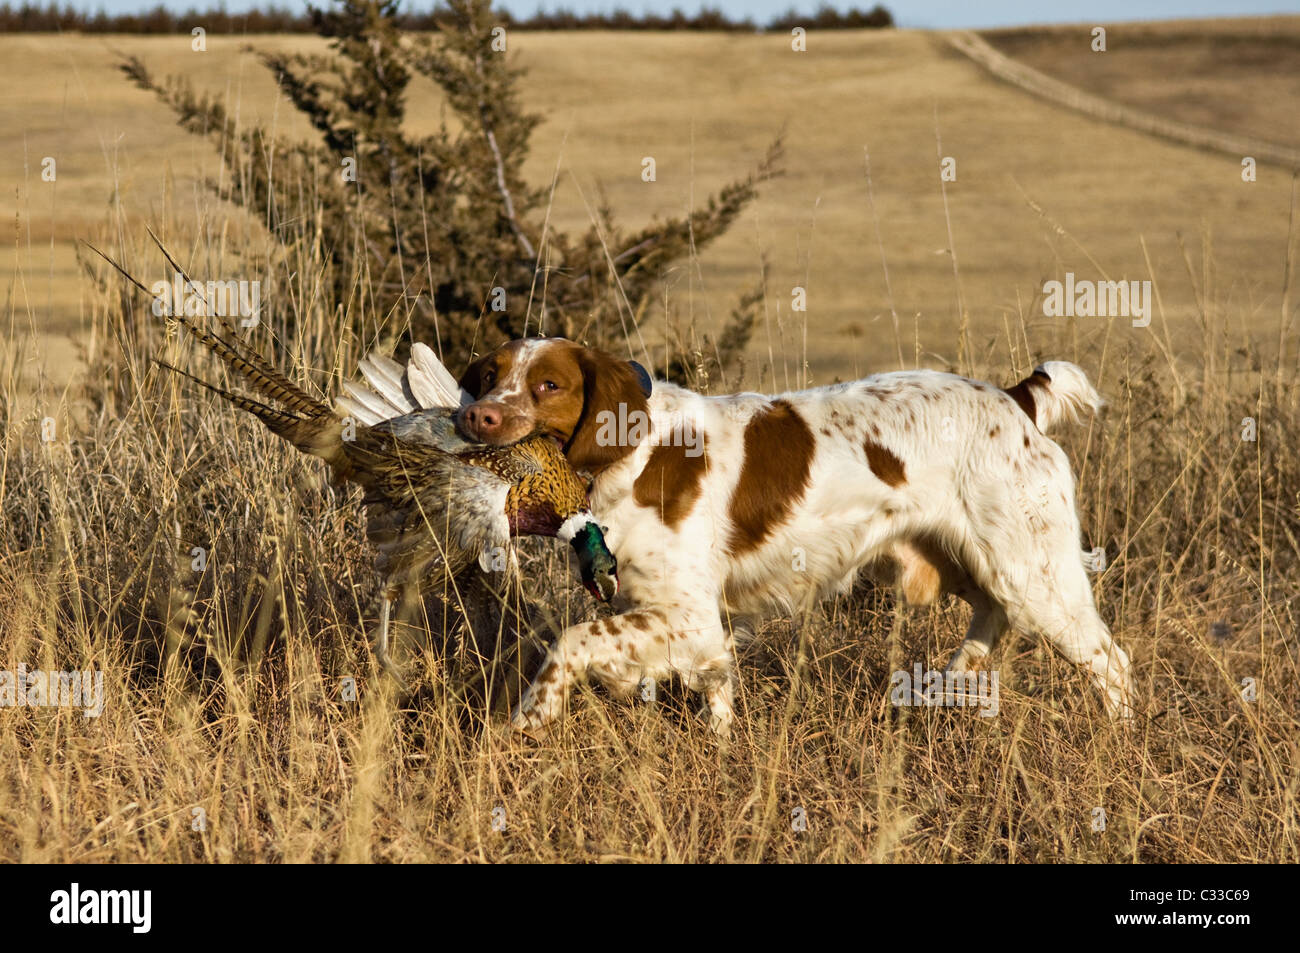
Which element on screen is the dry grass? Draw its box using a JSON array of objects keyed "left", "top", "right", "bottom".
[
  {"left": 2, "top": 213, "right": 1297, "bottom": 862},
  {"left": 1, "top": 22, "right": 1298, "bottom": 863}
]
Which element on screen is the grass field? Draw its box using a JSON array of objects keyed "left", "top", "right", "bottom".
[
  {"left": 4, "top": 21, "right": 1297, "bottom": 385},
  {"left": 1, "top": 20, "right": 1297, "bottom": 863}
]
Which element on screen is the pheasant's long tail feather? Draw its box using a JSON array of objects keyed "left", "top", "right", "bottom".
[
  {"left": 85, "top": 235, "right": 328, "bottom": 419},
  {"left": 154, "top": 357, "right": 427, "bottom": 489},
  {"left": 191, "top": 322, "right": 329, "bottom": 419},
  {"left": 153, "top": 358, "right": 330, "bottom": 449},
  {"left": 144, "top": 229, "right": 329, "bottom": 418}
]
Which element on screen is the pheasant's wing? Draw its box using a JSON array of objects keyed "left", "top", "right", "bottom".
[
  {"left": 370, "top": 407, "right": 477, "bottom": 454},
  {"left": 363, "top": 412, "right": 502, "bottom": 567},
  {"left": 408, "top": 342, "right": 473, "bottom": 408},
  {"left": 357, "top": 441, "right": 512, "bottom": 586},
  {"left": 336, "top": 353, "right": 420, "bottom": 424},
  {"left": 336, "top": 342, "right": 471, "bottom": 424}
]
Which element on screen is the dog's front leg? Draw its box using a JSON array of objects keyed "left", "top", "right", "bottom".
[{"left": 511, "top": 606, "right": 734, "bottom": 737}]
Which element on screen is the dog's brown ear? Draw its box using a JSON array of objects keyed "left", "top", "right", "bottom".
[
  {"left": 459, "top": 355, "right": 492, "bottom": 398},
  {"left": 566, "top": 348, "right": 651, "bottom": 473}
]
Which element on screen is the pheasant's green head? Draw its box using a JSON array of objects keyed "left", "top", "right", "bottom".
[{"left": 568, "top": 520, "right": 619, "bottom": 602}]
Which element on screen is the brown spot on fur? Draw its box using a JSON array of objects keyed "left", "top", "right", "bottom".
[
  {"left": 989, "top": 425, "right": 1000, "bottom": 438},
  {"left": 895, "top": 539, "right": 965, "bottom": 607},
  {"left": 897, "top": 542, "right": 943, "bottom": 605},
  {"left": 633, "top": 439, "right": 708, "bottom": 529},
  {"left": 726, "top": 400, "right": 815, "bottom": 555},
  {"left": 864, "top": 440, "right": 907, "bottom": 487},
  {"left": 1024, "top": 435, "right": 1031, "bottom": 448},
  {"left": 1003, "top": 370, "right": 1050, "bottom": 427}
]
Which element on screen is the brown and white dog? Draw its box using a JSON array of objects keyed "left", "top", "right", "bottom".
[{"left": 455, "top": 338, "right": 1135, "bottom": 737}]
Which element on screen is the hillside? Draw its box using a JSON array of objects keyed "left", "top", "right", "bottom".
[{"left": 2, "top": 20, "right": 1296, "bottom": 390}]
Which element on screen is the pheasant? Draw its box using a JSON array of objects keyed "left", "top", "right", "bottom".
[{"left": 89, "top": 242, "right": 618, "bottom": 680}]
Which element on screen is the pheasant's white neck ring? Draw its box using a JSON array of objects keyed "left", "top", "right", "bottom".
[{"left": 557, "top": 512, "right": 592, "bottom": 544}]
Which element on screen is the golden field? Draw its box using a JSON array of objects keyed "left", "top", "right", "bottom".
[
  {"left": 0, "top": 20, "right": 1296, "bottom": 862},
  {"left": 3, "top": 20, "right": 1298, "bottom": 384}
]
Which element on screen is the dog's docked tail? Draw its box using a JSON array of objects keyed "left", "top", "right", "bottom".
[{"left": 1004, "top": 361, "right": 1104, "bottom": 433}]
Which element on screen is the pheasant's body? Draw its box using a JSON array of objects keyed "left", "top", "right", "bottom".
[
  {"left": 495, "top": 438, "right": 590, "bottom": 532},
  {"left": 345, "top": 407, "right": 603, "bottom": 589},
  {"left": 91, "top": 241, "right": 620, "bottom": 682}
]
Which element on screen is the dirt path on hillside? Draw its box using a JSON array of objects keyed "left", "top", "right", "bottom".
[{"left": 949, "top": 30, "right": 1300, "bottom": 168}]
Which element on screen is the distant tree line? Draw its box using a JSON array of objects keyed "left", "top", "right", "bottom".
[{"left": 0, "top": 2, "right": 892, "bottom": 34}]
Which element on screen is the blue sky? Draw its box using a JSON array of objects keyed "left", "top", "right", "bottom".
[{"left": 45, "top": 1, "right": 1300, "bottom": 30}]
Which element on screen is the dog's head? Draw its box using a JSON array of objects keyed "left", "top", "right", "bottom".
[{"left": 456, "top": 338, "right": 653, "bottom": 473}]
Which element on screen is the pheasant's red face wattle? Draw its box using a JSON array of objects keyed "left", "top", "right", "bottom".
[{"left": 507, "top": 500, "right": 565, "bottom": 538}]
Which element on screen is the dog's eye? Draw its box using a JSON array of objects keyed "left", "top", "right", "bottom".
[{"left": 541, "top": 380, "right": 558, "bottom": 392}]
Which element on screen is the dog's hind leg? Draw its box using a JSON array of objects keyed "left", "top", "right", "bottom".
[
  {"left": 961, "top": 484, "right": 1134, "bottom": 717},
  {"left": 945, "top": 588, "right": 1008, "bottom": 674}
]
